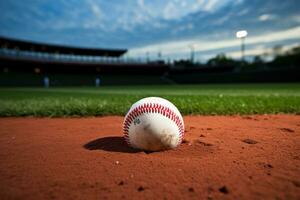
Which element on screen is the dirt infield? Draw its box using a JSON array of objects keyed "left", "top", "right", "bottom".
[{"left": 0, "top": 115, "right": 299, "bottom": 200}]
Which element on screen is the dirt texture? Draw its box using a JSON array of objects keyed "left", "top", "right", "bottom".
[{"left": 0, "top": 115, "right": 300, "bottom": 200}]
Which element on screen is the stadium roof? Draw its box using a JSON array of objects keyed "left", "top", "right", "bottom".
[{"left": 0, "top": 37, "right": 127, "bottom": 57}]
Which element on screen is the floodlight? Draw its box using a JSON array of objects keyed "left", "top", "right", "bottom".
[
  {"left": 236, "top": 30, "right": 248, "bottom": 62},
  {"left": 236, "top": 30, "right": 248, "bottom": 38}
]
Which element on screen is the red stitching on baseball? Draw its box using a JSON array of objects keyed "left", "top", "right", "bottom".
[{"left": 123, "top": 103, "right": 184, "bottom": 146}]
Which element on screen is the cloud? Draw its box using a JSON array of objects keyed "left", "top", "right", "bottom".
[
  {"left": 212, "top": 14, "right": 231, "bottom": 25},
  {"left": 137, "top": 0, "right": 237, "bottom": 21},
  {"left": 87, "top": 0, "right": 102, "bottom": 19},
  {"left": 163, "top": 1, "right": 179, "bottom": 20},
  {"left": 171, "top": 23, "right": 194, "bottom": 34},
  {"left": 1, "top": 0, "right": 299, "bottom": 59},
  {"left": 0, "top": 0, "right": 242, "bottom": 35},
  {"left": 291, "top": 15, "right": 300, "bottom": 23},
  {"left": 93, "top": 0, "right": 235, "bottom": 32},
  {"left": 225, "top": 42, "right": 300, "bottom": 59},
  {"left": 194, "top": 0, "right": 237, "bottom": 12},
  {"left": 237, "top": 8, "right": 249, "bottom": 16},
  {"left": 137, "top": 0, "right": 145, "bottom": 8},
  {"left": 128, "top": 26, "right": 300, "bottom": 58},
  {"left": 203, "top": 0, "right": 219, "bottom": 11},
  {"left": 258, "top": 14, "right": 276, "bottom": 21}
]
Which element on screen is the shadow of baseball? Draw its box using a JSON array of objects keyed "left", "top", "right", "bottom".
[{"left": 83, "top": 136, "right": 141, "bottom": 153}]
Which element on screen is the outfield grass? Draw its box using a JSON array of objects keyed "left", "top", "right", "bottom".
[{"left": 0, "top": 83, "right": 300, "bottom": 117}]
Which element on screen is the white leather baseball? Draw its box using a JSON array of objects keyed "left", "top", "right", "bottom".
[{"left": 123, "top": 97, "right": 184, "bottom": 151}]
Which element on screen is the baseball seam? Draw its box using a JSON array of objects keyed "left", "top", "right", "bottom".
[{"left": 123, "top": 103, "right": 184, "bottom": 146}]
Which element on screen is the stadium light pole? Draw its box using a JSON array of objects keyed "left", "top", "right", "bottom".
[
  {"left": 158, "top": 50, "right": 162, "bottom": 60},
  {"left": 146, "top": 51, "right": 149, "bottom": 63},
  {"left": 236, "top": 30, "right": 248, "bottom": 62},
  {"left": 188, "top": 44, "right": 195, "bottom": 63}
]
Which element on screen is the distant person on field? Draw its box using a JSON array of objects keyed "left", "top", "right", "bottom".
[
  {"left": 95, "top": 77, "right": 101, "bottom": 87},
  {"left": 44, "top": 76, "right": 49, "bottom": 88}
]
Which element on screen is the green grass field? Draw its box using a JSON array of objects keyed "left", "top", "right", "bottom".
[{"left": 0, "top": 83, "right": 300, "bottom": 117}]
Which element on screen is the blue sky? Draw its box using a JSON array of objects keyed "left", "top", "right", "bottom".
[{"left": 0, "top": 0, "right": 300, "bottom": 61}]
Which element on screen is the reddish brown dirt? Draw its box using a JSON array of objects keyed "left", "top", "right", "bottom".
[{"left": 0, "top": 115, "right": 300, "bottom": 200}]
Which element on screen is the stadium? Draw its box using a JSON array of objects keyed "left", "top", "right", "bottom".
[
  {"left": 0, "top": 36, "right": 169, "bottom": 86},
  {"left": 0, "top": 0, "right": 300, "bottom": 200},
  {"left": 1, "top": 36, "right": 299, "bottom": 87}
]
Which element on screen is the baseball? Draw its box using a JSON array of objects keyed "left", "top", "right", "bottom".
[{"left": 123, "top": 97, "right": 184, "bottom": 151}]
